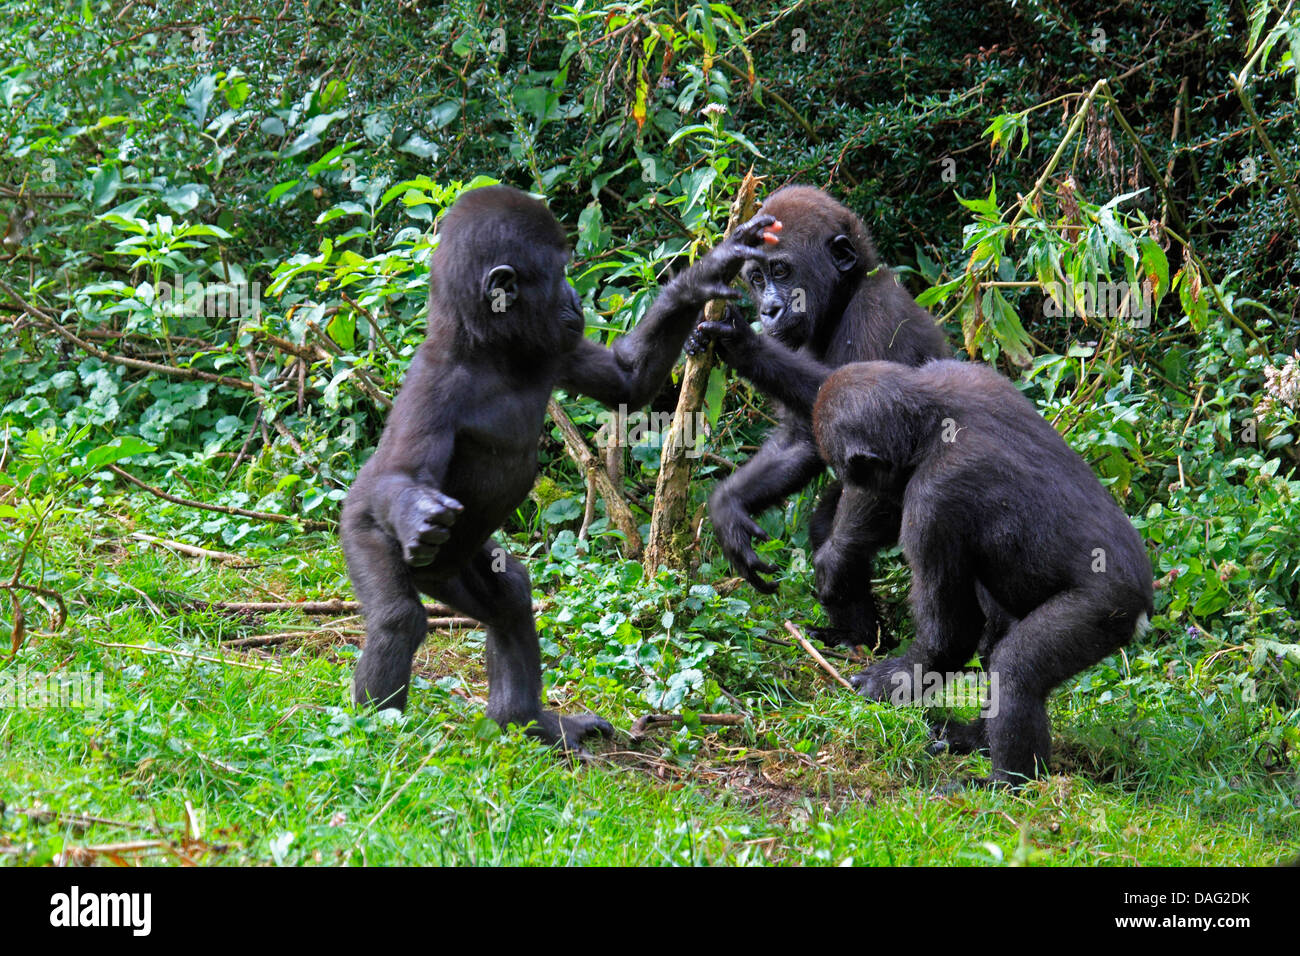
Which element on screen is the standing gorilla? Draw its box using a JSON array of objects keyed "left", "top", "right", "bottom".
[
  {"left": 343, "top": 184, "right": 776, "bottom": 748},
  {"left": 687, "top": 185, "right": 949, "bottom": 647},
  {"left": 813, "top": 360, "right": 1154, "bottom": 785}
]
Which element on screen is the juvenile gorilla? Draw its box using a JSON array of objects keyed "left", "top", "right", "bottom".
[
  {"left": 342, "top": 184, "right": 775, "bottom": 748},
  {"left": 812, "top": 360, "right": 1154, "bottom": 785},
  {"left": 687, "top": 185, "right": 949, "bottom": 648}
]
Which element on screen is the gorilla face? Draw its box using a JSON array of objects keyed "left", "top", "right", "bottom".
[{"left": 740, "top": 230, "right": 859, "bottom": 349}]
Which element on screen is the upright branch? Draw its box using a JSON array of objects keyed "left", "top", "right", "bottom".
[{"left": 643, "top": 172, "right": 762, "bottom": 574}]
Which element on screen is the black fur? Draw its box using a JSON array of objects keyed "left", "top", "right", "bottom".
[
  {"left": 686, "top": 185, "right": 949, "bottom": 648},
  {"left": 813, "top": 360, "right": 1154, "bottom": 785},
  {"left": 342, "top": 184, "right": 774, "bottom": 748}
]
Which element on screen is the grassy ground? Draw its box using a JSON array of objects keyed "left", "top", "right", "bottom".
[{"left": 1, "top": 530, "right": 1295, "bottom": 867}]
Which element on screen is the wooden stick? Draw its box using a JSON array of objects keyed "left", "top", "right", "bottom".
[
  {"left": 643, "top": 171, "right": 763, "bottom": 573},
  {"left": 784, "top": 620, "right": 854, "bottom": 690},
  {"left": 628, "top": 712, "right": 745, "bottom": 739},
  {"left": 199, "top": 599, "right": 467, "bottom": 617},
  {"left": 548, "top": 398, "right": 643, "bottom": 555},
  {"left": 109, "top": 464, "right": 330, "bottom": 531},
  {"left": 130, "top": 531, "right": 250, "bottom": 564}
]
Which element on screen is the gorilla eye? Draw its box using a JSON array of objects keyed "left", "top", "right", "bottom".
[
  {"left": 748, "top": 271, "right": 765, "bottom": 288},
  {"left": 771, "top": 262, "right": 791, "bottom": 280}
]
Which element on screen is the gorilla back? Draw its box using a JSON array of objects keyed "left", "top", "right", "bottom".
[
  {"left": 341, "top": 184, "right": 775, "bottom": 749},
  {"left": 813, "top": 360, "right": 1154, "bottom": 784}
]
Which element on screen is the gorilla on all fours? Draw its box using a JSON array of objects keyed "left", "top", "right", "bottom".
[
  {"left": 341, "top": 183, "right": 778, "bottom": 748},
  {"left": 812, "top": 360, "right": 1154, "bottom": 785},
  {"left": 687, "top": 185, "right": 951, "bottom": 650}
]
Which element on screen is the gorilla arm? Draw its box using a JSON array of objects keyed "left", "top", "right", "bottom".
[
  {"left": 707, "top": 420, "right": 825, "bottom": 593},
  {"left": 353, "top": 356, "right": 464, "bottom": 567},
  {"left": 559, "top": 214, "right": 779, "bottom": 408},
  {"left": 811, "top": 481, "right": 880, "bottom": 604},
  {"left": 686, "top": 304, "right": 834, "bottom": 421}
]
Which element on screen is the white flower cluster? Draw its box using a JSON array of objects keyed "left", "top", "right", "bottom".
[{"left": 1260, "top": 351, "right": 1300, "bottom": 420}]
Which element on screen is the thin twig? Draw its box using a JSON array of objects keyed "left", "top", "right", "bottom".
[
  {"left": 784, "top": 620, "right": 854, "bottom": 690},
  {"left": 93, "top": 640, "right": 290, "bottom": 675},
  {"left": 109, "top": 464, "right": 331, "bottom": 531},
  {"left": 129, "top": 531, "right": 251, "bottom": 564},
  {"left": 628, "top": 712, "right": 746, "bottom": 739},
  {"left": 0, "top": 281, "right": 253, "bottom": 391}
]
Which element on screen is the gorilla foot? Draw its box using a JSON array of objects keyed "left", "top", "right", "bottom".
[
  {"left": 849, "top": 657, "right": 916, "bottom": 702},
  {"left": 526, "top": 710, "right": 615, "bottom": 756},
  {"left": 928, "top": 717, "right": 988, "bottom": 756}
]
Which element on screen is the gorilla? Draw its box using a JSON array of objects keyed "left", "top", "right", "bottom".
[
  {"left": 812, "top": 359, "right": 1154, "bottom": 785},
  {"left": 342, "top": 183, "right": 776, "bottom": 748},
  {"left": 687, "top": 185, "right": 950, "bottom": 648}
]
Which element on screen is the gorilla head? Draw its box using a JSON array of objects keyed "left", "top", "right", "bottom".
[
  {"left": 739, "top": 185, "right": 882, "bottom": 349},
  {"left": 431, "top": 184, "right": 584, "bottom": 350}
]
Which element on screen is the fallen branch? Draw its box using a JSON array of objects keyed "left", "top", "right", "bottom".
[
  {"left": 198, "top": 598, "right": 462, "bottom": 616},
  {"left": 0, "top": 280, "right": 254, "bottom": 392},
  {"left": 222, "top": 615, "right": 476, "bottom": 649},
  {"left": 784, "top": 620, "right": 854, "bottom": 690},
  {"left": 427, "top": 616, "right": 477, "bottom": 629},
  {"left": 130, "top": 531, "right": 251, "bottom": 564},
  {"left": 628, "top": 712, "right": 746, "bottom": 739},
  {"left": 109, "top": 464, "right": 331, "bottom": 532}
]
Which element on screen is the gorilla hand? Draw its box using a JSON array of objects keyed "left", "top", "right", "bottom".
[
  {"left": 669, "top": 214, "right": 782, "bottom": 311},
  {"left": 850, "top": 658, "right": 915, "bottom": 703},
  {"left": 685, "top": 302, "right": 759, "bottom": 361},
  {"left": 697, "top": 213, "right": 782, "bottom": 284},
  {"left": 708, "top": 486, "right": 779, "bottom": 594},
  {"left": 394, "top": 487, "right": 463, "bottom": 567}
]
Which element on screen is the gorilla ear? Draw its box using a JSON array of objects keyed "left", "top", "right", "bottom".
[
  {"left": 828, "top": 234, "right": 859, "bottom": 273},
  {"left": 843, "top": 450, "right": 885, "bottom": 487},
  {"left": 483, "top": 265, "right": 518, "bottom": 312}
]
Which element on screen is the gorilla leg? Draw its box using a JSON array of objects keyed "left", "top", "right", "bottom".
[
  {"left": 982, "top": 589, "right": 1137, "bottom": 785},
  {"left": 806, "top": 481, "right": 900, "bottom": 650},
  {"left": 975, "top": 581, "right": 1017, "bottom": 660},
  {"left": 430, "top": 542, "right": 612, "bottom": 750},
  {"left": 347, "top": 522, "right": 429, "bottom": 711},
  {"left": 929, "top": 582, "right": 1016, "bottom": 753}
]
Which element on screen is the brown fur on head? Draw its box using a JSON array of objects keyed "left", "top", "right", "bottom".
[
  {"left": 760, "top": 185, "right": 880, "bottom": 270},
  {"left": 739, "top": 185, "right": 881, "bottom": 347}
]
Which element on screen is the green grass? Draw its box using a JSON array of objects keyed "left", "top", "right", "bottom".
[{"left": 1, "top": 532, "right": 1296, "bottom": 866}]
